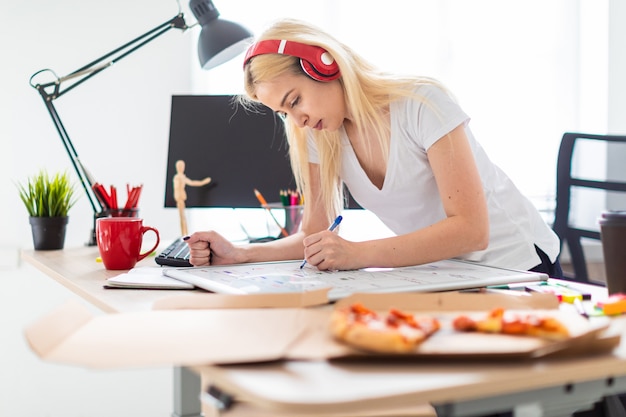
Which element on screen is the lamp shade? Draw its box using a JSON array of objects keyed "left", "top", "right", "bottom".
[{"left": 189, "top": 0, "right": 253, "bottom": 69}]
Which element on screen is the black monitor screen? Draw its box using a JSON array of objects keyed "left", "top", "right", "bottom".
[{"left": 164, "top": 95, "right": 295, "bottom": 208}]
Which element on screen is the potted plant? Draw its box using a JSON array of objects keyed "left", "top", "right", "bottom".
[{"left": 17, "top": 169, "right": 78, "bottom": 250}]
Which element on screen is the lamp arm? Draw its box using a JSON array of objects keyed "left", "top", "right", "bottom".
[
  {"left": 33, "top": 14, "right": 188, "bottom": 99},
  {"left": 42, "top": 98, "right": 102, "bottom": 215},
  {"left": 29, "top": 13, "right": 189, "bottom": 245}
]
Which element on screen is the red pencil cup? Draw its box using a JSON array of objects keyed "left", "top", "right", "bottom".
[{"left": 103, "top": 208, "right": 139, "bottom": 218}]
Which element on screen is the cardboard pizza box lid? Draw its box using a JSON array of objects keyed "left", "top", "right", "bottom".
[
  {"left": 24, "top": 292, "right": 610, "bottom": 369},
  {"left": 24, "top": 300, "right": 306, "bottom": 369}
]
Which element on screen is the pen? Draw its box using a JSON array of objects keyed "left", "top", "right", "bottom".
[
  {"left": 551, "top": 281, "right": 592, "bottom": 300},
  {"left": 300, "top": 215, "right": 343, "bottom": 269},
  {"left": 486, "top": 284, "right": 527, "bottom": 291},
  {"left": 573, "top": 297, "right": 589, "bottom": 319}
]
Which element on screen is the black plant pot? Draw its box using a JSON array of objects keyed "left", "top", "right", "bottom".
[{"left": 29, "top": 216, "right": 69, "bottom": 250}]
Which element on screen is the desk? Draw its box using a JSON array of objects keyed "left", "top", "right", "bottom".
[
  {"left": 21, "top": 247, "right": 205, "bottom": 417},
  {"left": 194, "top": 291, "right": 626, "bottom": 416},
  {"left": 21, "top": 247, "right": 626, "bottom": 417},
  {"left": 196, "top": 351, "right": 626, "bottom": 417}
]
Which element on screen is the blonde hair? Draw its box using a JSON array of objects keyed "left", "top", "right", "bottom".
[{"left": 240, "top": 18, "right": 445, "bottom": 223}]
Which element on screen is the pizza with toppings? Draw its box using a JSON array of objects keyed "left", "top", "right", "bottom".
[
  {"left": 452, "top": 307, "right": 570, "bottom": 341},
  {"left": 330, "top": 303, "right": 441, "bottom": 353}
]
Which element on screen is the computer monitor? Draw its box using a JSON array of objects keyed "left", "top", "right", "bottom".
[{"left": 164, "top": 95, "right": 295, "bottom": 208}]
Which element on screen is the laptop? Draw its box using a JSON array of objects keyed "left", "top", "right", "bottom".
[{"left": 162, "top": 259, "right": 547, "bottom": 302}]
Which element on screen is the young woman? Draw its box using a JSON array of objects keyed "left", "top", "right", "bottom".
[{"left": 184, "top": 18, "right": 562, "bottom": 277}]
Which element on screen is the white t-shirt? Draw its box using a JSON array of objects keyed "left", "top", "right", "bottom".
[{"left": 308, "top": 84, "right": 560, "bottom": 270}]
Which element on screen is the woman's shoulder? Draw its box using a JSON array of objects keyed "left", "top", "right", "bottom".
[
  {"left": 390, "top": 80, "right": 468, "bottom": 147},
  {"left": 391, "top": 81, "right": 457, "bottom": 115},
  {"left": 412, "top": 81, "right": 455, "bottom": 101}
]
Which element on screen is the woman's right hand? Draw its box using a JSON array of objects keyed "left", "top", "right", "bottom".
[{"left": 184, "top": 231, "right": 241, "bottom": 266}]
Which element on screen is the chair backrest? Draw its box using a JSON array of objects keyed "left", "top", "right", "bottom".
[{"left": 553, "top": 132, "right": 626, "bottom": 282}]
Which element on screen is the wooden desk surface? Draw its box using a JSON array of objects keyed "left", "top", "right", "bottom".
[
  {"left": 21, "top": 246, "right": 202, "bottom": 313},
  {"left": 197, "top": 338, "right": 626, "bottom": 415}
]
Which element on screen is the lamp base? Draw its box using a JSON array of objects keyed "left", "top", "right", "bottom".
[
  {"left": 86, "top": 211, "right": 109, "bottom": 247},
  {"left": 87, "top": 221, "right": 98, "bottom": 247},
  {"left": 87, "top": 231, "right": 96, "bottom": 247}
]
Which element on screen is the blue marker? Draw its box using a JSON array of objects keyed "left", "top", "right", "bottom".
[{"left": 300, "top": 215, "right": 343, "bottom": 269}]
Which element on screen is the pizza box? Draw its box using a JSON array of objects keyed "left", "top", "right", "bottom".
[
  {"left": 24, "top": 292, "right": 617, "bottom": 369},
  {"left": 286, "top": 293, "right": 616, "bottom": 361}
]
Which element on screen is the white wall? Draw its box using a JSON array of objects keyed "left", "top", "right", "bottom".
[
  {"left": 2, "top": 1, "right": 193, "bottom": 416},
  {"left": 608, "top": 0, "right": 626, "bottom": 209},
  {"left": 3, "top": 0, "right": 194, "bottom": 253},
  {"left": 2, "top": 1, "right": 626, "bottom": 416}
]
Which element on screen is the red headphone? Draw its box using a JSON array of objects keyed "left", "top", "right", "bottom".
[{"left": 243, "top": 39, "right": 340, "bottom": 82}]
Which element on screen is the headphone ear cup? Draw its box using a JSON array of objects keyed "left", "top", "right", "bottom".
[
  {"left": 300, "top": 59, "right": 328, "bottom": 82},
  {"left": 300, "top": 58, "right": 340, "bottom": 82}
]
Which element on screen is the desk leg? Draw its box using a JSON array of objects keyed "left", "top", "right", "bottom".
[
  {"left": 602, "top": 395, "right": 626, "bottom": 417},
  {"left": 172, "top": 366, "right": 202, "bottom": 417}
]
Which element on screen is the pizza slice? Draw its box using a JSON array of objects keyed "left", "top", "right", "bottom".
[
  {"left": 330, "top": 303, "right": 441, "bottom": 353},
  {"left": 452, "top": 307, "right": 570, "bottom": 340}
]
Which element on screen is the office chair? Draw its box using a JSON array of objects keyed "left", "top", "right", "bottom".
[{"left": 552, "top": 132, "right": 626, "bottom": 283}]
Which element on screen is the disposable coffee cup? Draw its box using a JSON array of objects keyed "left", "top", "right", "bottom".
[{"left": 599, "top": 211, "right": 626, "bottom": 295}]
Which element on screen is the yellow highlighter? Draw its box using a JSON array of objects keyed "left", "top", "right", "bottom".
[{"left": 525, "top": 283, "right": 583, "bottom": 304}]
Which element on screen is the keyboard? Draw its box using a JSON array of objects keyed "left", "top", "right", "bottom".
[{"left": 155, "top": 238, "right": 193, "bottom": 267}]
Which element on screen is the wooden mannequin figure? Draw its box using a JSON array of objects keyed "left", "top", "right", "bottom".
[{"left": 173, "top": 160, "right": 212, "bottom": 236}]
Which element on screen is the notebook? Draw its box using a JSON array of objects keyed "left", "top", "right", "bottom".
[
  {"left": 162, "top": 259, "right": 547, "bottom": 301},
  {"left": 105, "top": 267, "right": 194, "bottom": 290}
]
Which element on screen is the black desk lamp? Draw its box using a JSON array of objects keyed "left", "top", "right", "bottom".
[{"left": 28, "top": 0, "right": 253, "bottom": 246}]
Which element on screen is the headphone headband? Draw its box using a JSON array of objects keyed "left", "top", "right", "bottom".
[{"left": 243, "top": 39, "right": 340, "bottom": 82}]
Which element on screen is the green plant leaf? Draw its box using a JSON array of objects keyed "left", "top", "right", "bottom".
[{"left": 16, "top": 169, "right": 78, "bottom": 217}]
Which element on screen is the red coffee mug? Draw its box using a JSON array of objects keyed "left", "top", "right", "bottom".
[{"left": 96, "top": 217, "right": 160, "bottom": 270}]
